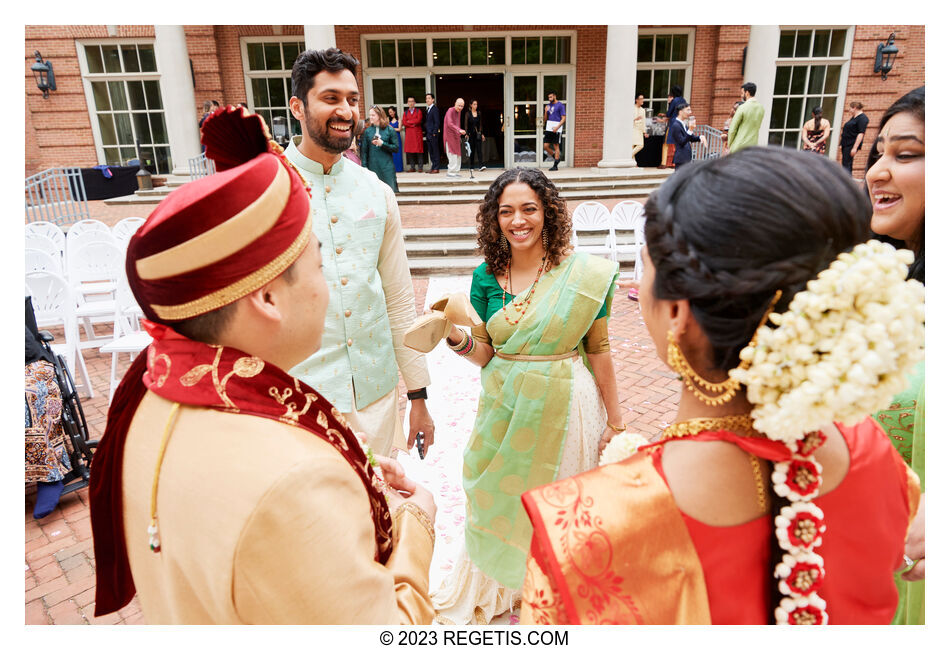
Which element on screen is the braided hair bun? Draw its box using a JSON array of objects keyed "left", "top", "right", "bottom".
[{"left": 644, "top": 147, "right": 871, "bottom": 372}]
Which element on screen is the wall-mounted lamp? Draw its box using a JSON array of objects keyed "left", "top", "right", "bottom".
[
  {"left": 31, "top": 51, "right": 56, "bottom": 99},
  {"left": 874, "top": 33, "right": 899, "bottom": 81}
]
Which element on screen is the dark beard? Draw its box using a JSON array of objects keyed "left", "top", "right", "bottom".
[{"left": 304, "top": 115, "right": 353, "bottom": 154}]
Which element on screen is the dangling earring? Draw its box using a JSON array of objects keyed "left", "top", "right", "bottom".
[
  {"left": 542, "top": 228, "right": 549, "bottom": 252},
  {"left": 666, "top": 290, "right": 783, "bottom": 407},
  {"left": 667, "top": 331, "right": 742, "bottom": 406},
  {"left": 500, "top": 236, "right": 508, "bottom": 253},
  {"left": 666, "top": 330, "right": 740, "bottom": 406}
]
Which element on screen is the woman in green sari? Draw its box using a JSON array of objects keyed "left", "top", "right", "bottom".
[
  {"left": 865, "top": 86, "right": 925, "bottom": 624},
  {"left": 429, "top": 169, "right": 623, "bottom": 623}
]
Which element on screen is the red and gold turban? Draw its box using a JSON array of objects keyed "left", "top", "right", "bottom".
[{"left": 126, "top": 107, "right": 311, "bottom": 324}]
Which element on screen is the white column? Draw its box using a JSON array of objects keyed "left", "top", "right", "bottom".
[
  {"left": 304, "top": 25, "right": 337, "bottom": 51},
  {"left": 154, "top": 25, "right": 201, "bottom": 176},
  {"left": 597, "top": 25, "right": 639, "bottom": 170},
  {"left": 745, "top": 26, "right": 781, "bottom": 147}
]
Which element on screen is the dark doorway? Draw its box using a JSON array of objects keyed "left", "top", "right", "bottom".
[{"left": 434, "top": 73, "right": 505, "bottom": 168}]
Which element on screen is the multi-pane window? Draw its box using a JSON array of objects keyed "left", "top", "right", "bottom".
[
  {"left": 635, "top": 32, "right": 692, "bottom": 115},
  {"left": 81, "top": 43, "right": 170, "bottom": 173},
  {"left": 366, "top": 39, "right": 427, "bottom": 67},
  {"left": 510, "top": 36, "right": 570, "bottom": 65},
  {"left": 244, "top": 40, "right": 304, "bottom": 140},
  {"left": 432, "top": 37, "right": 507, "bottom": 66},
  {"left": 768, "top": 29, "right": 849, "bottom": 151}
]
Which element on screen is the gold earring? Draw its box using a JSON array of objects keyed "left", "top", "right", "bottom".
[
  {"left": 500, "top": 236, "right": 508, "bottom": 253},
  {"left": 667, "top": 331, "right": 742, "bottom": 406},
  {"left": 666, "top": 290, "right": 783, "bottom": 407},
  {"left": 542, "top": 228, "right": 549, "bottom": 251}
]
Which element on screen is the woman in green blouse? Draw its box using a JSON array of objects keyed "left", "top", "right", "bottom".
[
  {"left": 429, "top": 168, "right": 622, "bottom": 623},
  {"left": 361, "top": 105, "right": 399, "bottom": 193}
]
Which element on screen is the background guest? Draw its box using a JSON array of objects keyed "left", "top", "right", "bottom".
[
  {"left": 402, "top": 96, "right": 425, "bottom": 172},
  {"left": 463, "top": 99, "right": 487, "bottom": 172},
  {"left": 443, "top": 98, "right": 465, "bottom": 178},
  {"left": 424, "top": 93, "right": 441, "bottom": 173},
  {"left": 632, "top": 94, "right": 648, "bottom": 161},
  {"left": 802, "top": 106, "right": 831, "bottom": 155},
  {"left": 840, "top": 101, "right": 869, "bottom": 175},
  {"left": 387, "top": 106, "right": 403, "bottom": 173},
  {"left": 361, "top": 105, "right": 399, "bottom": 193}
]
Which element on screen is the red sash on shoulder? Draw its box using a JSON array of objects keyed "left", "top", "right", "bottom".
[{"left": 90, "top": 322, "right": 393, "bottom": 616}]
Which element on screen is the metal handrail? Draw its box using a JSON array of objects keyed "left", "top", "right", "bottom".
[
  {"left": 188, "top": 153, "right": 216, "bottom": 181},
  {"left": 691, "top": 124, "right": 725, "bottom": 161},
  {"left": 25, "top": 167, "right": 90, "bottom": 225}
]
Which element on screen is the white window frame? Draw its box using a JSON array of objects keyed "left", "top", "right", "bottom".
[
  {"left": 76, "top": 38, "right": 170, "bottom": 171},
  {"left": 768, "top": 26, "right": 854, "bottom": 157},
  {"left": 240, "top": 36, "right": 306, "bottom": 138},
  {"left": 359, "top": 31, "right": 576, "bottom": 167},
  {"left": 634, "top": 28, "right": 695, "bottom": 116}
]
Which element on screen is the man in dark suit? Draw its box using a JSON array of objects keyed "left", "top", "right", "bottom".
[
  {"left": 669, "top": 102, "right": 706, "bottom": 168},
  {"left": 424, "top": 93, "right": 441, "bottom": 174}
]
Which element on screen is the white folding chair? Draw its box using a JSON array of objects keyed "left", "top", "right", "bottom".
[
  {"left": 26, "top": 222, "right": 66, "bottom": 256},
  {"left": 112, "top": 217, "right": 145, "bottom": 245},
  {"left": 25, "top": 234, "right": 64, "bottom": 273},
  {"left": 571, "top": 201, "right": 615, "bottom": 261},
  {"left": 99, "top": 272, "right": 151, "bottom": 401},
  {"left": 25, "top": 271, "right": 93, "bottom": 398},
  {"left": 25, "top": 248, "right": 61, "bottom": 275},
  {"left": 67, "top": 240, "right": 124, "bottom": 348},
  {"left": 610, "top": 200, "right": 647, "bottom": 279}
]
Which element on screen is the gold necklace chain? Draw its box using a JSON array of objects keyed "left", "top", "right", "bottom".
[
  {"left": 660, "top": 414, "right": 760, "bottom": 440},
  {"left": 661, "top": 414, "right": 769, "bottom": 514}
]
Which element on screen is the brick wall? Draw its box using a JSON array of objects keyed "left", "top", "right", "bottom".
[
  {"left": 23, "top": 26, "right": 156, "bottom": 175},
  {"left": 212, "top": 25, "right": 305, "bottom": 107},
  {"left": 24, "top": 25, "right": 925, "bottom": 178},
  {"left": 840, "top": 25, "right": 925, "bottom": 177}
]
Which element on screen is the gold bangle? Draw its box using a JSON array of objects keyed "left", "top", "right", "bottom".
[
  {"left": 394, "top": 501, "right": 435, "bottom": 545},
  {"left": 606, "top": 421, "right": 627, "bottom": 432}
]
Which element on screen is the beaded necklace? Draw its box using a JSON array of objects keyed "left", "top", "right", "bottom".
[{"left": 502, "top": 255, "right": 547, "bottom": 325}]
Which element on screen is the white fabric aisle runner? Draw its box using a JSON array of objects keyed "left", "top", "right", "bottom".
[{"left": 398, "top": 275, "right": 521, "bottom": 621}]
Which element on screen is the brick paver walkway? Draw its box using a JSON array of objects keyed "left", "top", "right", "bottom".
[{"left": 25, "top": 200, "right": 679, "bottom": 625}]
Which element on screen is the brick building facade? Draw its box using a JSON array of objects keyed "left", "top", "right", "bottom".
[{"left": 25, "top": 25, "right": 924, "bottom": 178}]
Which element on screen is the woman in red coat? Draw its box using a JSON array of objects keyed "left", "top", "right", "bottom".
[{"left": 402, "top": 96, "right": 425, "bottom": 172}]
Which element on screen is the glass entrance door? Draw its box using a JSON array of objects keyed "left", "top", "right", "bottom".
[
  {"left": 506, "top": 73, "right": 569, "bottom": 167},
  {"left": 508, "top": 74, "right": 540, "bottom": 167}
]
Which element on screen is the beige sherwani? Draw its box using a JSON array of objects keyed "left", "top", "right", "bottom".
[{"left": 121, "top": 391, "right": 435, "bottom": 624}]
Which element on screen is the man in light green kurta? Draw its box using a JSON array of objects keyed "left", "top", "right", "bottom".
[
  {"left": 727, "top": 82, "right": 765, "bottom": 154},
  {"left": 286, "top": 47, "right": 433, "bottom": 456}
]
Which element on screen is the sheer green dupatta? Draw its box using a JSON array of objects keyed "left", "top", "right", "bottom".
[{"left": 462, "top": 252, "right": 619, "bottom": 589}]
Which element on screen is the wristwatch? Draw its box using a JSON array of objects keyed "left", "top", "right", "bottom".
[{"left": 407, "top": 388, "right": 428, "bottom": 401}]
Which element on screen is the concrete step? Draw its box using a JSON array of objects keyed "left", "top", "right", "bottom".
[
  {"left": 405, "top": 240, "right": 478, "bottom": 259},
  {"left": 104, "top": 169, "right": 669, "bottom": 206},
  {"left": 397, "top": 188, "right": 655, "bottom": 205},
  {"left": 409, "top": 253, "right": 639, "bottom": 276},
  {"left": 395, "top": 178, "right": 664, "bottom": 196}
]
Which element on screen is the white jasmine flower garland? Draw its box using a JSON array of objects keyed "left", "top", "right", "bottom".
[
  {"left": 728, "top": 240, "right": 924, "bottom": 624},
  {"left": 599, "top": 432, "right": 652, "bottom": 465},
  {"left": 731, "top": 240, "right": 925, "bottom": 445}
]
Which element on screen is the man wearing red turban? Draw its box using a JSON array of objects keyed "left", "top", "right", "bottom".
[{"left": 88, "top": 107, "right": 437, "bottom": 624}]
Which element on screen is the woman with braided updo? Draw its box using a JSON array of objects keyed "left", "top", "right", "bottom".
[
  {"left": 417, "top": 168, "right": 622, "bottom": 623},
  {"left": 520, "top": 147, "right": 923, "bottom": 624}
]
